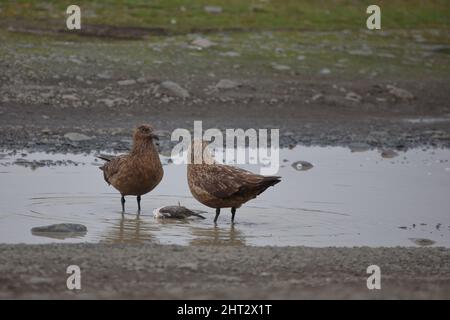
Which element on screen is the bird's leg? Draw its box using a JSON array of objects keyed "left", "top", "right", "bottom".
[
  {"left": 231, "top": 207, "right": 236, "bottom": 223},
  {"left": 121, "top": 195, "right": 125, "bottom": 213},
  {"left": 137, "top": 195, "right": 141, "bottom": 213},
  {"left": 214, "top": 208, "right": 221, "bottom": 223}
]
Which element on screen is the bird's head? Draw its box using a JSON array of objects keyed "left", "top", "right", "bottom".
[{"left": 134, "top": 124, "right": 159, "bottom": 142}]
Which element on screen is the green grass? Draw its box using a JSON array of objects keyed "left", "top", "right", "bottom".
[{"left": 0, "top": 0, "right": 449, "bottom": 32}]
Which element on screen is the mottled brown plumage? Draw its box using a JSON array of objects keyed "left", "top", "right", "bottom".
[
  {"left": 187, "top": 140, "right": 281, "bottom": 223},
  {"left": 98, "top": 124, "right": 163, "bottom": 213}
]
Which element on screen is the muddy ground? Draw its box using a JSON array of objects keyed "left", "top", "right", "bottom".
[
  {"left": 1, "top": 244, "right": 449, "bottom": 299},
  {"left": 1, "top": 29, "right": 450, "bottom": 154}
]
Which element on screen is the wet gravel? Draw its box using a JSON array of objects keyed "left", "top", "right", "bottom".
[{"left": 0, "top": 243, "right": 449, "bottom": 299}]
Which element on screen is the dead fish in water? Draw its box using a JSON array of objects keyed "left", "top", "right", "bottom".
[{"left": 153, "top": 205, "right": 206, "bottom": 219}]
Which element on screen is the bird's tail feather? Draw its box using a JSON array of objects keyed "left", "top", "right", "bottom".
[
  {"left": 191, "top": 212, "right": 206, "bottom": 219},
  {"left": 96, "top": 154, "right": 115, "bottom": 162}
]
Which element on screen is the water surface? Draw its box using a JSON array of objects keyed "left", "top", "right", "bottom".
[{"left": 0, "top": 147, "right": 449, "bottom": 247}]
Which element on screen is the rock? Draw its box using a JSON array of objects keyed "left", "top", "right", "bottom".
[
  {"left": 215, "top": 79, "right": 241, "bottom": 90},
  {"left": 29, "top": 276, "right": 52, "bottom": 285},
  {"left": 97, "top": 72, "right": 112, "bottom": 79},
  {"left": 381, "top": 149, "right": 399, "bottom": 158},
  {"left": 161, "top": 81, "right": 190, "bottom": 98},
  {"left": 271, "top": 63, "right": 290, "bottom": 71},
  {"left": 179, "top": 262, "right": 198, "bottom": 271},
  {"left": 319, "top": 68, "right": 331, "bottom": 75},
  {"left": 311, "top": 93, "right": 323, "bottom": 101},
  {"left": 219, "top": 51, "right": 240, "bottom": 57},
  {"left": 62, "top": 94, "right": 79, "bottom": 101},
  {"left": 31, "top": 223, "right": 87, "bottom": 233},
  {"left": 409, "top": 238, "right": 436, "bottom": 246},
  {"left": 118, "top": 79, "right": 136, "bottom": 86},
  {"left": 297, "top": 55, "right": 305, "bottom": 61},
  {"left": 386, "top": 85, "right": 415, "bottom": 100},
  {"left": 191, "top": 38, "right": 215, "bottom": 49},
  {"left": 291, "top": 161, "right": 314, "bottom": 171},
  {"left": 64, "top": 132, "right": 92, "bottom": 142},
  {"left": 204, "top": 6, "right": 222, "bottom": 14},
  {"left": 97, "top": 98, "right": 116, "bottom": 108},
  {"left": 345, "top": 92, "right": 362, "bottom": 103},
  {"left": 348, "top": 48, "right": 373, "bottom": 56}
]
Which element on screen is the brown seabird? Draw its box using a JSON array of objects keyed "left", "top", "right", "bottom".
[
  {"left": 97, "top": 124, "right": 163, "bottom": 213},
  {"left": 187, "top": 140, "right": 281, "bottom": 223}
]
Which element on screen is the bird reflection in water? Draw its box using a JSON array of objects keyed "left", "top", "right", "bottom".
[
  {"left": 102, "top": 214, "right": 155, "bottom": 243},
  {"left": 190, "top": 224, "right": 246, "bottom": 246}
]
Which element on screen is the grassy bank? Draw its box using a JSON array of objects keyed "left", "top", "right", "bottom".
[{"left": 1, "top": 0, "right": 449, "bottom": 32}]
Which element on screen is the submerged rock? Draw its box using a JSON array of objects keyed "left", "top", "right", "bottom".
[
  {"left": 409, "top": 238, "right": 436, "bottom": 246},
  {"left": 31, "top": 223, "right": 87, "bottom": 233},
  {"left": 381, "top": 149, "right": 399, "bottom": 158},
  {"left": 291, "top": 161, "right": 314, "bottom": 171}
]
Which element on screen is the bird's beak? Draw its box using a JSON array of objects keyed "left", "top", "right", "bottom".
[{"left": 152, "top": 130, "right": 170, "bottom": 140}]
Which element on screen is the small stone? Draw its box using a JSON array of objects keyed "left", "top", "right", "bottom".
[
  {"left": 179, "top": 262, "right": 198, "bottom": 271},
  {"left": 386, "top": 85, "right": 415, "bottom": 100},
  {"left": 118, "top": 79, "right": 136, "bottom": 86},
  {"left": 219, "top": 51, "right": 240, "bottom": 57},
  {"left": 215, "top": 79, "right": 241, "bottom": 90},
  {"left": 291, "top": 161, "right": 314, "bottom": 171},
  {"left": 311, "top": 93, "right": 323, "bottom": 101},
  {"left": 62, "top": 94, "right": 79, "bottom": 101},
  {"left": 191, "top": 38, "right": 215, "bottom": 49},
  {"left": 319, "top": 68, "right": 331, "bottom": 75},
  {"left": 97, "top": 98, "right": 116, "bottom": 108},
  {"left": 271, "top": 63, "right": 290, "bottom": 71},
  {"left": 345, "top": 92, "right": 362, "bottom": 103},
  {"left": 204, "top": 6, "right": 222, "bottom": 14},
  {"left": 64, "top": 132, "right": 92, "bottom": 142},
  {"left": 161, "top": 81, "right": 190, "bottom": 98}
]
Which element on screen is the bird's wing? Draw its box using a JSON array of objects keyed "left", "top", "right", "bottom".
[
  {"left": 100, "top": 155, "right": 127, "bottom": 185},
  {"left": 194, "top": 164, "right": 276, "bottom": 199}
]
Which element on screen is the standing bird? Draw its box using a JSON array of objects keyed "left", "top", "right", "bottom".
[
  {"left": 187, "top": 140, "right": 281, "bottom": 223},
  {"left": 97, "top": 124, "right": 163, "bottom": 213}
]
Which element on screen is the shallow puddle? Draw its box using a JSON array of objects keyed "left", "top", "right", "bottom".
[{"left": 0, "top": 147, "right": 449, "bottom": 247}]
